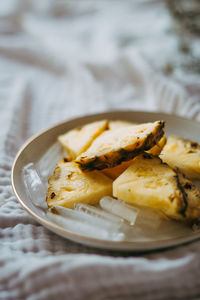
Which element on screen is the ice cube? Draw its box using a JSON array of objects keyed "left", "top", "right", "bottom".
[
  {"left": 54, "top": 205, "right": 122, "bottom": 230},
  {"left": 100, "top": 196, "right": 138, "bottom": 225},
  {"left": 135, "top": 206, "right": 162, "bottom": 230},
  {"left": 47, "top": 211, "right": 125, "bottom": 241},
  {"left": 74, "top": 203, "right": 124, "bottom": 225},
  {"left": 36, "top": 142, "right": 65, "bottom": 183},
  {"left": 23, "top": 163, "right": 47, "bottom": 209},
  {"left": 53, "top": 205, "right": 124, "bottom": 231}
]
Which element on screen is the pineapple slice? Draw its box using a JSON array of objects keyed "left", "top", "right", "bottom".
[
  {"left": 113, "top": 153, "right": 200, "bottom": 223},
  {"left": 47, "top": 161, "right": 112, "bottom": 208},
  {"left": 103, "top": 123, "right": 166, "bottom": 179},
  {"left": 58, "top": 120, "right": 108, "bottom": 160},
  {"left": 160, "top": 136, "right": 200, "bottom": 179},
  {"left": 76, "top": 120, "right": 165, "bottom": 171}
]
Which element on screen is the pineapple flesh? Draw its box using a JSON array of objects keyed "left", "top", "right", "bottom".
[
  {"left": 47, "top": 160, "right": 112, "bottom": 209},
  {"left": 76, "top": 120, "right": 165, "bottom": 171},
  {"left": 58, "top": 120, "right": 109, "bottom": 160},
  {"left": 160, "top": 136, "right": 200, "bottom": 179},
  {"left": 113, "top": 153, "right": 200, "bottom": 223},
  {"left": 102, "top": 159, "right": 135, "bottom": 180}
]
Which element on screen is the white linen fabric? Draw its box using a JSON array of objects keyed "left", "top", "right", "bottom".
[{"left": 1, "top": 1, "right": 200, "bottom": 299}]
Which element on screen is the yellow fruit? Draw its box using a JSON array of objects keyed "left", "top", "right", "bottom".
[
  {"left": 113, "top": 153, "right": 200, "bottom": 223},
  {"left": 58, "top": 120, "right": 108, "bottom": 160},
  {"left": 102, "top": 121, "right": 165, "bottom": 179},
  {"left": 76, "top": 120, "right": 165, "bottom": 171},
  {"left": 47, "top": 161, "right": 112, "bottom": 208},
  {"left": 102, "top": 159, "right": 135, "bottom": 179},
  {"left": 161, "top": 136, "right": 200, "bottom": 179}
]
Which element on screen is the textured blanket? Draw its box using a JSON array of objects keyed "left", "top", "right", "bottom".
[{"left": 1, "top": 1, "right": 200, "bottom": 299}]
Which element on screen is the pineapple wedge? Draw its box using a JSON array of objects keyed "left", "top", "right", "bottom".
[
  {"left": 160, "top": 136, "right": 200, "bottom": 179},
  {"left": 76, "top": 120, "right": 165, "bottom": 171},
  {"left": 113, "top": 153, "right": 200, "bottom": 223},
  {"left": 103, "top": 122, "right": 166, "bottom": 179},
  {"left": 58, "top": 120, "right": 108, "bottom": 160},
  {"left": 47, "top": 161, "right": 112, "bottom": 208}
]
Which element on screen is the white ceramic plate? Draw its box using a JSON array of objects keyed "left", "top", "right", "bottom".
[{"left": 11, "top": 110, "right": 200, "bottom": 251}]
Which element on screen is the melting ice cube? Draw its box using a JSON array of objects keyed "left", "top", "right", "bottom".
[
  {"left": 23, "top": 162, "right": 47, "bottom": 209},
  {"left": 100, "top": 196, "right": 138, "bottom": 225},
  {"left": 47, "top": 209, "right": 125, "bottom": 241},
  {"left": 74, "top": 203, "right": 124, "bottom": 225},
  {"left": 36, "top": 142, "right": 65, "bottom": 183},
  {"left": 53, "top": 205, "right": 125, "bottom": 231}
]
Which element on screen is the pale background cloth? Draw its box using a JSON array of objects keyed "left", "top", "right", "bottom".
[{"left": 1, "top": 1, "right": 200, "bottom": 299}]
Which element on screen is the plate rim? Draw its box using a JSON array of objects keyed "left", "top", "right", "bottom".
[{"left": 11, "top": 110, "right": 200, "bottom": 251}]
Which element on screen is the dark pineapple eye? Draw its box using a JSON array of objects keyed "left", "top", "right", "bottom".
[
  {"left": 50, "top": 192, "right": 56, "bottom": 199},
  {"left": 184, "top": 183, "right": 192, "bottom": 190},
  {"left": 191, "top": 142, "right": 198, "bottom": 148}
]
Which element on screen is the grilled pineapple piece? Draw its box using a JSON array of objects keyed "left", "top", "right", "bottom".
[
  {"left": 76, "top": 120, "right": 165, "bottom": 171},
  {"left": 47, "top": 161, "right": 112, "bottom": 208},
  {"left": 103, "top": 122, "right": 165, "bottom": 179},
  {"left": 104, "top": 122, "right": 166, "bottom": 178},
  {"left": 113, "top": 153, "right": 200, "bottom": 223},
  {"left": 160, "top": 136, "right": 200, "bottom": 179},
  {"left": 108, "top": 120, "right": 137, "bottom": 130},
  {"left": 58, "top": 120, "right": 108, "bottom": 160}
]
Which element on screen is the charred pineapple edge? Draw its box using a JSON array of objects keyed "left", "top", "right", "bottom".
[
  {"left": 168, "top": 171, "right": 200, "bottom": 223},
  {"left": 175, "top": 171, "right": 200, "bottom": 223},
  {"left": 76, "top": 121, "right": 165, "bottom": 171}
]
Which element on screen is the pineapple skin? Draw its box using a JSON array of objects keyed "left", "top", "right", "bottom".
[{"left": 76, "top": 120, "right": 165, "bottom": 171}]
